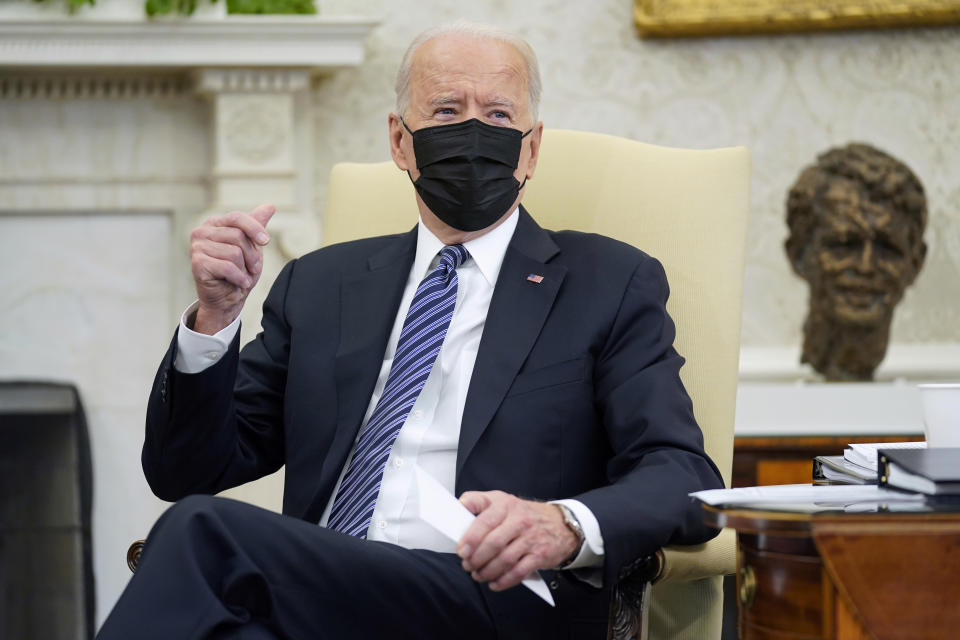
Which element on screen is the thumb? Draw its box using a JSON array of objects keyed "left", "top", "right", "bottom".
[
  {"left": 250, "top": 203, "right": 276, "bottom": 228},
  {"left": 458, "top": 491, "right": 491, "bottom": 516}
]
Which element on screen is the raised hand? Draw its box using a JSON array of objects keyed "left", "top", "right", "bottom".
[
  {"left": 457, "top": 491, "right": 579, "bottom": 591},
  {"left": 189, "top": 204, "right": 276, "bottom": 334}
]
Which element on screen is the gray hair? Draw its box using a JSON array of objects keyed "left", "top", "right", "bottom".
[{"left": 394, "top": 21, "right": 542, "bottom": 122}]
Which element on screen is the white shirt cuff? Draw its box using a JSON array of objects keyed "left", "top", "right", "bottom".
[
  {"left": 173, "top": 301, "right": 241, "bottom": 374},
  {"left": 551, "top": 498, "right": 605, "bottom": 587}
]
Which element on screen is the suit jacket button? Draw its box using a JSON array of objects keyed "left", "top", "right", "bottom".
[{"left": 549, "top": 579, "right": 560, "bottom": 590}]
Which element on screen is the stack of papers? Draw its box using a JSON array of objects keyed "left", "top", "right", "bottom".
[
  {"left": 813, "top": 455, "right": 876, "bottom": 484},
  {"left": 844, "top": 441, "right": 926, "bottom": 472},
  {"left": 691, "top": 483, "right": 925, "bottom": 513}
]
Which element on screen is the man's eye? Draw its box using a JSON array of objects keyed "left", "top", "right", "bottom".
[
  {"left": 435, "top": 108, "right": 456, "bottom": 116},
  {"left": 491, "top": 111, "right": 509, "bottom": 119},
  {"left": 825, "top": 239, "right": 861, "bottom": 254},
  {"left": 876, "top": 240, "right": 904, "bottom": 259}
]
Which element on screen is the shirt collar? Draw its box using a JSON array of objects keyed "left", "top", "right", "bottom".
[{"left": 413, "top": 208, "right": 519, "bottom": 287}]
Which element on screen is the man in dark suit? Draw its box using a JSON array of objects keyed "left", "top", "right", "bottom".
[{"left": 97, "top": 21, "right": 723, "bottom": 640}]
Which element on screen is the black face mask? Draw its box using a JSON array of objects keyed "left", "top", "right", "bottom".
[{"left": 403, "top": 118, "right": 532, "bottom": 232}]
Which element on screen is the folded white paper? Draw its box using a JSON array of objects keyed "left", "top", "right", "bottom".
[{"left": 414, "top": 465, "right": 555, "bottom": 606}]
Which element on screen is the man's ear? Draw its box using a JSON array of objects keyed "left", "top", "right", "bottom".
[
  {"left": 524, "top": 121, "right": 544, "bottom": 181},
  {"left": 907, "top": 240, "right": 928, "bottom": 285},
  {"left": 389, "top": 113, "right": 411, "bottom": 172},
  {"left": 784, "top": 237, "right": 807, "bottom": 277}
]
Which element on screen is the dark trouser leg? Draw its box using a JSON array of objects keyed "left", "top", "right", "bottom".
[{"left": 96, "top": 495, "right": 500, "bottom": 640}]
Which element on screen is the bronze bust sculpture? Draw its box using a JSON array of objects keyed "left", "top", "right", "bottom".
[{"left": 785, "top": 144, "right": 927, "bottom": 381}]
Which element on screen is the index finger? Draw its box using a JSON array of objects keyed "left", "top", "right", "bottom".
[
  {"left": 457, "top": 492, "right": 505, "bottom": 559},
  {"left": 210, "top": 209, "right": 271, "bottom": 246}
]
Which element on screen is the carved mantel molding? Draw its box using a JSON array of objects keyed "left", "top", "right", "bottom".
[
  {"left": 0, "top": 16, "right": 379, "bottom": 68},
  {"left": 195, "top": 67, "right": 321, "bottom": 258}
]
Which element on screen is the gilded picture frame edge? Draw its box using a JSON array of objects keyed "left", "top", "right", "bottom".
[{"left": 633, "top": 0, "right": 960, "bottom": 37}]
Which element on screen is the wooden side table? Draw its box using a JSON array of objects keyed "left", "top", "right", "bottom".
[{"left": 704, "top": 504, "right": 960, "bottom": 640}]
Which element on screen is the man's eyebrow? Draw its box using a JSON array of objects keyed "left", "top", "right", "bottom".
[
  {"left": 430, "top": 96, "right": 462, "bottom": 107},
  {"left": 486, "top": 97, "right": 515, "bottom": 109}
]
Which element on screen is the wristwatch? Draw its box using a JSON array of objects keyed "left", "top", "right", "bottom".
[{"left": 554, "top": 504, "right": 586, "bottom": 569}]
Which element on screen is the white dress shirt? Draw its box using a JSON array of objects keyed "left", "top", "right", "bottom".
[{"left": 174, "top": 209, "right": 605, "bottom": 577}]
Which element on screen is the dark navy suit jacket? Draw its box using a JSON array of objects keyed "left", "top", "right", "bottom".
[{"left": 143, "top": 206, "right": 724, "bottom": 632}]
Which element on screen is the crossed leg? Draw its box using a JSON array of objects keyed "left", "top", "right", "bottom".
[{"left": 96, "top": 495, "right": 499, "bottom": 640}]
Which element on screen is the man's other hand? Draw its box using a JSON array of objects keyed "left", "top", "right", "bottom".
[
  {"left": 457, "top": 491, "right": 578, "bottom": 591},
  {"left": 189, "top": 204, "right": 275, "bottom": 334}
]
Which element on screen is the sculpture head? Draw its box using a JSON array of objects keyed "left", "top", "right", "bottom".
[{"left": 785, "top": 143, "right": 927, "bottom": 379}]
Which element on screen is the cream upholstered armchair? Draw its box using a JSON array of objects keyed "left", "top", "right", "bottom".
[
  {"left": 125, "top": 129, "right": 748, "bottom": 636},
  {"left": 323, "top": 129, "right": 750, "bottom": 639}
]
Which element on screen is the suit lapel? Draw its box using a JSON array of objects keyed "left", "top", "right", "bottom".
[
  {"left": 456, "top": 207, "right": 566, "bottom": 483},
  {"left": 304, "top": 228, "right": 416, "bottom": 523}
]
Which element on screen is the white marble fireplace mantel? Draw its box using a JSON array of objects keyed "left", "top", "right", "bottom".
[{"left": 0, "top": 11, "right": 380, "bottom": 629}]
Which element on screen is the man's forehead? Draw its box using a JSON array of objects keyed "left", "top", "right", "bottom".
[
  {"left": 822, "top": 181, "right": 899, "bottom": 231},
  {"left": 410, "top": 34, "right": 528, "bottom": 94},
  {"left": 821, "top": 210, "right": 911, "bottom": 246}
]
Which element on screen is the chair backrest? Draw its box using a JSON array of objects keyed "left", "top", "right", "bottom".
[
  {"left": 324, "top": 129, "right": 751, "bottom": 639},
  {"left": 325, "top": 129, "right": 748, "bottom": 489}
]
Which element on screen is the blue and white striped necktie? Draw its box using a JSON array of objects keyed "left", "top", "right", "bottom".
[{"left": 327, "top": 244, "right": 470, "bottom": 537}]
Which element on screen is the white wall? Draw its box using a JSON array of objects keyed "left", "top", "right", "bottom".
[{"left": 312, "top": 1, "right": 960, "bottom": 355}]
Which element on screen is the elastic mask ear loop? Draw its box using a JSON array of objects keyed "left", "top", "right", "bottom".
[
  {"left": 400, "top": 117, "right": 416, "bottom": 182},
  {"left": 517, "top": 128, "right": 533, "bottom": 189}
]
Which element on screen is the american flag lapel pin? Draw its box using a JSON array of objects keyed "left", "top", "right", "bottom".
[{"left": 526, "top": 274, "right": 544, "bottom": 284}]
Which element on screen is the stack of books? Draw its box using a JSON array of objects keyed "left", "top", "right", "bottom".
[
  {"left": 879, "top": 448, "right": 960, "bottom": 500},
  {"left": 813, "top": 441, "right": 925, "bottom": 485},
  {"left": 815, "top": 442, "right": 960, "bottom": 501}
]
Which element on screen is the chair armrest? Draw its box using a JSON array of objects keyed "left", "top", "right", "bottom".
[
  {"left": 609, "top": 552, "right": 660, "bottom": 640},
  {"left": 127, "top": 539, "right": 145, "bottom": 572},
  {"left": 608, "top": 527, "right": 737, "bottom": 638},
  {"left": 656, "top": 528, "right": 736, "bottom": 583}
]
